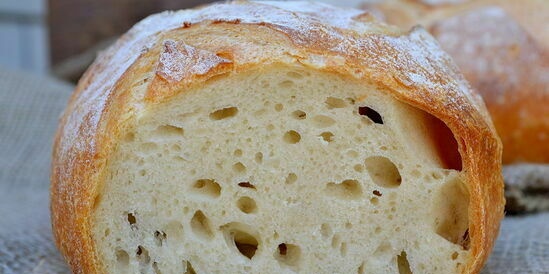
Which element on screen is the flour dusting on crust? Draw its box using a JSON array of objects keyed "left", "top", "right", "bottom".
[{"left": 157, "top": 40, "right": 232, "bottom": 82}]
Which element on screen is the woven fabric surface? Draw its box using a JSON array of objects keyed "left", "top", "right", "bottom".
[
  {"left": 504, "top": 164, "right": 549, "bottom": 214},
  {"left": 0, "top": 67, "right": 72, "bottom": 274},
  {"left": 0, "top": 67, "right": 547, "bottom": 273}
]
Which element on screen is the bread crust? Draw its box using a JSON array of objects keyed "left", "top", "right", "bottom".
[
  {"left": 50, "top": 1, "right": 504, "bottom": 273},
  {"left": 363, "top": 0, "right": 549, "bottom": 164}
]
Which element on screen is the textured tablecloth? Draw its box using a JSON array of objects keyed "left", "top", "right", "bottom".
[
  {"left": 0, "top": 68, "right": 72, "bottom": 274},
  {"left": 0, "top": 67, "right": 547, "bottom": 273}
]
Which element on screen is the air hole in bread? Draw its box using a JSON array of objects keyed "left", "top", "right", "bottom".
[
  {"left": 286, "top": 71, "right": 304, "bottom": 79},
  {"left": 461, "top": 230, "right": 470, "bottom": 250},
  {"left": 279, "top": 80, "right": 294, "bottom": 88},
  {"left": 115, "top": 249, "right": 129, "bottom": 267},
  {"left": 233, "top": 162, "right": 247, "bottom": 173},
  {"left": 283, "top": 130, "right": 301, "bottom": 144},
  {"left": 397, "top": 251, "right": 413, "bottom": 274},
  {"left": 152, "top": 262, "right": 161, "bottom": 274},
  {"left": 190, "top": 210, "right": 214, "bottom": 240},
  {"left": 154, "top": 230, "right": 167, "bottom": 247},
  {"left": 319, "top": 132, "right": 334, "bottom": 142},
  {"left": 292, "top": 110, "right": 307, "bottom": 120},
  {"left": 331, "top": 234, "right": 341, "bottom": 249},
  {"left": 234, "top": 238, "right": 257, "bottom": 260},
  {"left": 253, "top": 108, "right": 267, "bottom": 117},
  {"left": 347, "top": 150, "right": 359, "bottom": 158},
  {"left": 275, "top": 103, "right": 284, "bottom": 112},
  {"left": 312, "top": 115, "right": 336, "bottom": 128},
  {"left": 345, "top": 222, "right": 352, "bottom": 229},
  {"left": 123, "top": 132, "right": 135, "bottom": 143},
  {"left": 184, "top": 261, "right": 196, "bottom": 274},
  {"left": 152, "top": 125, "right": 184, "bottom": 138},
  {"left": 127, "top": 212, "right": 137, "bottom": 226},
  {"left": 433, "top": 177, "right": 470, "bottom": 249},
  {"left": 340, "top": 242, "right": 348, "bottom": 256},
  {"left": 275, "top": 243, "right": 301, "bottom": 267},
  {"left": 237, "top": 196, "right": 257, "bottom": 214},
  {"left": 172, "top": 155, "right": 184, "bottom": 164},
  {"left": 374, "top": 241, "right": 392, "bottom": 258},
  {"left": 370, "top": 197, "right": 379, "bottom": 205},
  {"left": 233, "top": 149, "right": 243, "bottom": 157},
  {"left": 254, "top": 152, "right": 263, "bottom": 164},
  {"left": 451, "top": 252, "right": 459, "bottom": 260},
  {"left": 325, "top": 179, "right": 362, "bottom": 199},
  {"left": 365, "top": 156, "right": 402, "bottom": 188},
  {"left": 325, "top": 97, "right": 347, "bottom": 109},
  {"left": 374, "top": 226, "right": 382, "bottom": 234},
  {"left": 224, "top": 225, "right": 259, "bottom": 259},
  {"left": 431, "top": 172, "right": 442, "bottom": 180},
  {"left": 358, "top": 106, "right": 383, "bottom": 124},
  {"left": 209, "top": 106, "right": 238, "bottom": 120},
  {"left": 92, "top": 194, "right": 102, "bottom": 210},
  {"left": 164, "top": 221, "right": 184, "bottom": 243},
  {"left": 238, "top": 182, "right": 256, "bottom": 189},
  {"left": 171, "top": 144, "right": 182, "bottom": 152},
  {"left": 357, "top": 262, "right": 365, "bottom": 274},
  {"left": 285, "top": 173, "right": 298, "bottom": 184},
  {"left": 191, "top": 179, "right": 221, "bottom": 198},
  {"left": 278, "top": 243, "right": 288, "bottom": 255},
  {"left": 421, "top": 112, "right": 462, "bottom": 170},
  {"left": 221, "top": 223, "right": 260, "bottom": 260},
  {"left": 320, "top": 223, "right": 332, "bottom": 239},
  {"left": 140, "top": 142, "right": 159, "bottom": 154},
  {"left": 136, "top": 245, "right": 151, "bottom": 265}
]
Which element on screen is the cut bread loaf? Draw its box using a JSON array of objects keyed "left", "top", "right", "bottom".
[
  {"left": 50, "top": 1, "right": 504, "bottom": 273},
  {"left": 362, "top": 0, "right": 549, "bottom": 164}
]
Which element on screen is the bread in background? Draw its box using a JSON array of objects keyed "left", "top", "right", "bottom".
[{"left": 363, "top": 0, "right": 549, "bottom": 164}]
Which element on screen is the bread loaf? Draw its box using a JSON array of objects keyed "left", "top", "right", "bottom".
[
  {"left": 363, "top": 0, "right": 549, "bottom": 164},
  {"left": 51, "top": 1, "right": 504, "bottom": 273}
]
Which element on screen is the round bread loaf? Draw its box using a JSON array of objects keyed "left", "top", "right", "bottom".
[
  {"left": 51, "top": 1, "right": 504, "bottom": 273},
  {"left": 363, "top": 0, "right": 549, "bottom": 164}
]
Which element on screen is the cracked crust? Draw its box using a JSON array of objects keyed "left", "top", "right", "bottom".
[{"left": 50, "top": 1, "right": 504, "bottom": 273}]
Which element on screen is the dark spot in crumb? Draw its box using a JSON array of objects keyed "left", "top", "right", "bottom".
[
  {"left": 278, "top": 243, "right": 288, "bottom": 255},
  {"left": 127, "top": 213, "right": 137, "bottom": 225},
  {"left": 238, "top": 182, "right": 256, "bottom": 189},
  {"left": 359, "top": 106, "right": 383, "bottom": 124}
]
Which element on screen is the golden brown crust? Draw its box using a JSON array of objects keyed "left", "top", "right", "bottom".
[
  {"left": 363, "top": 0, "right": 549, "bottom": 164},
  {"left": 50, "top": 1, "right": 504, "bottom": 273}
]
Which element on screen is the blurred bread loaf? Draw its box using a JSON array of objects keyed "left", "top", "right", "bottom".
[
  {"left": 51, "top": 1, "right": 504, "bottom": 273},
  {"left": 363, "top": 0, "right": 549, "bottom": 164}
]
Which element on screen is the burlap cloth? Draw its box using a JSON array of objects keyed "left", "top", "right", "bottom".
[{"left": 0, "top": 67, "right": 547, "bottom": 273}]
